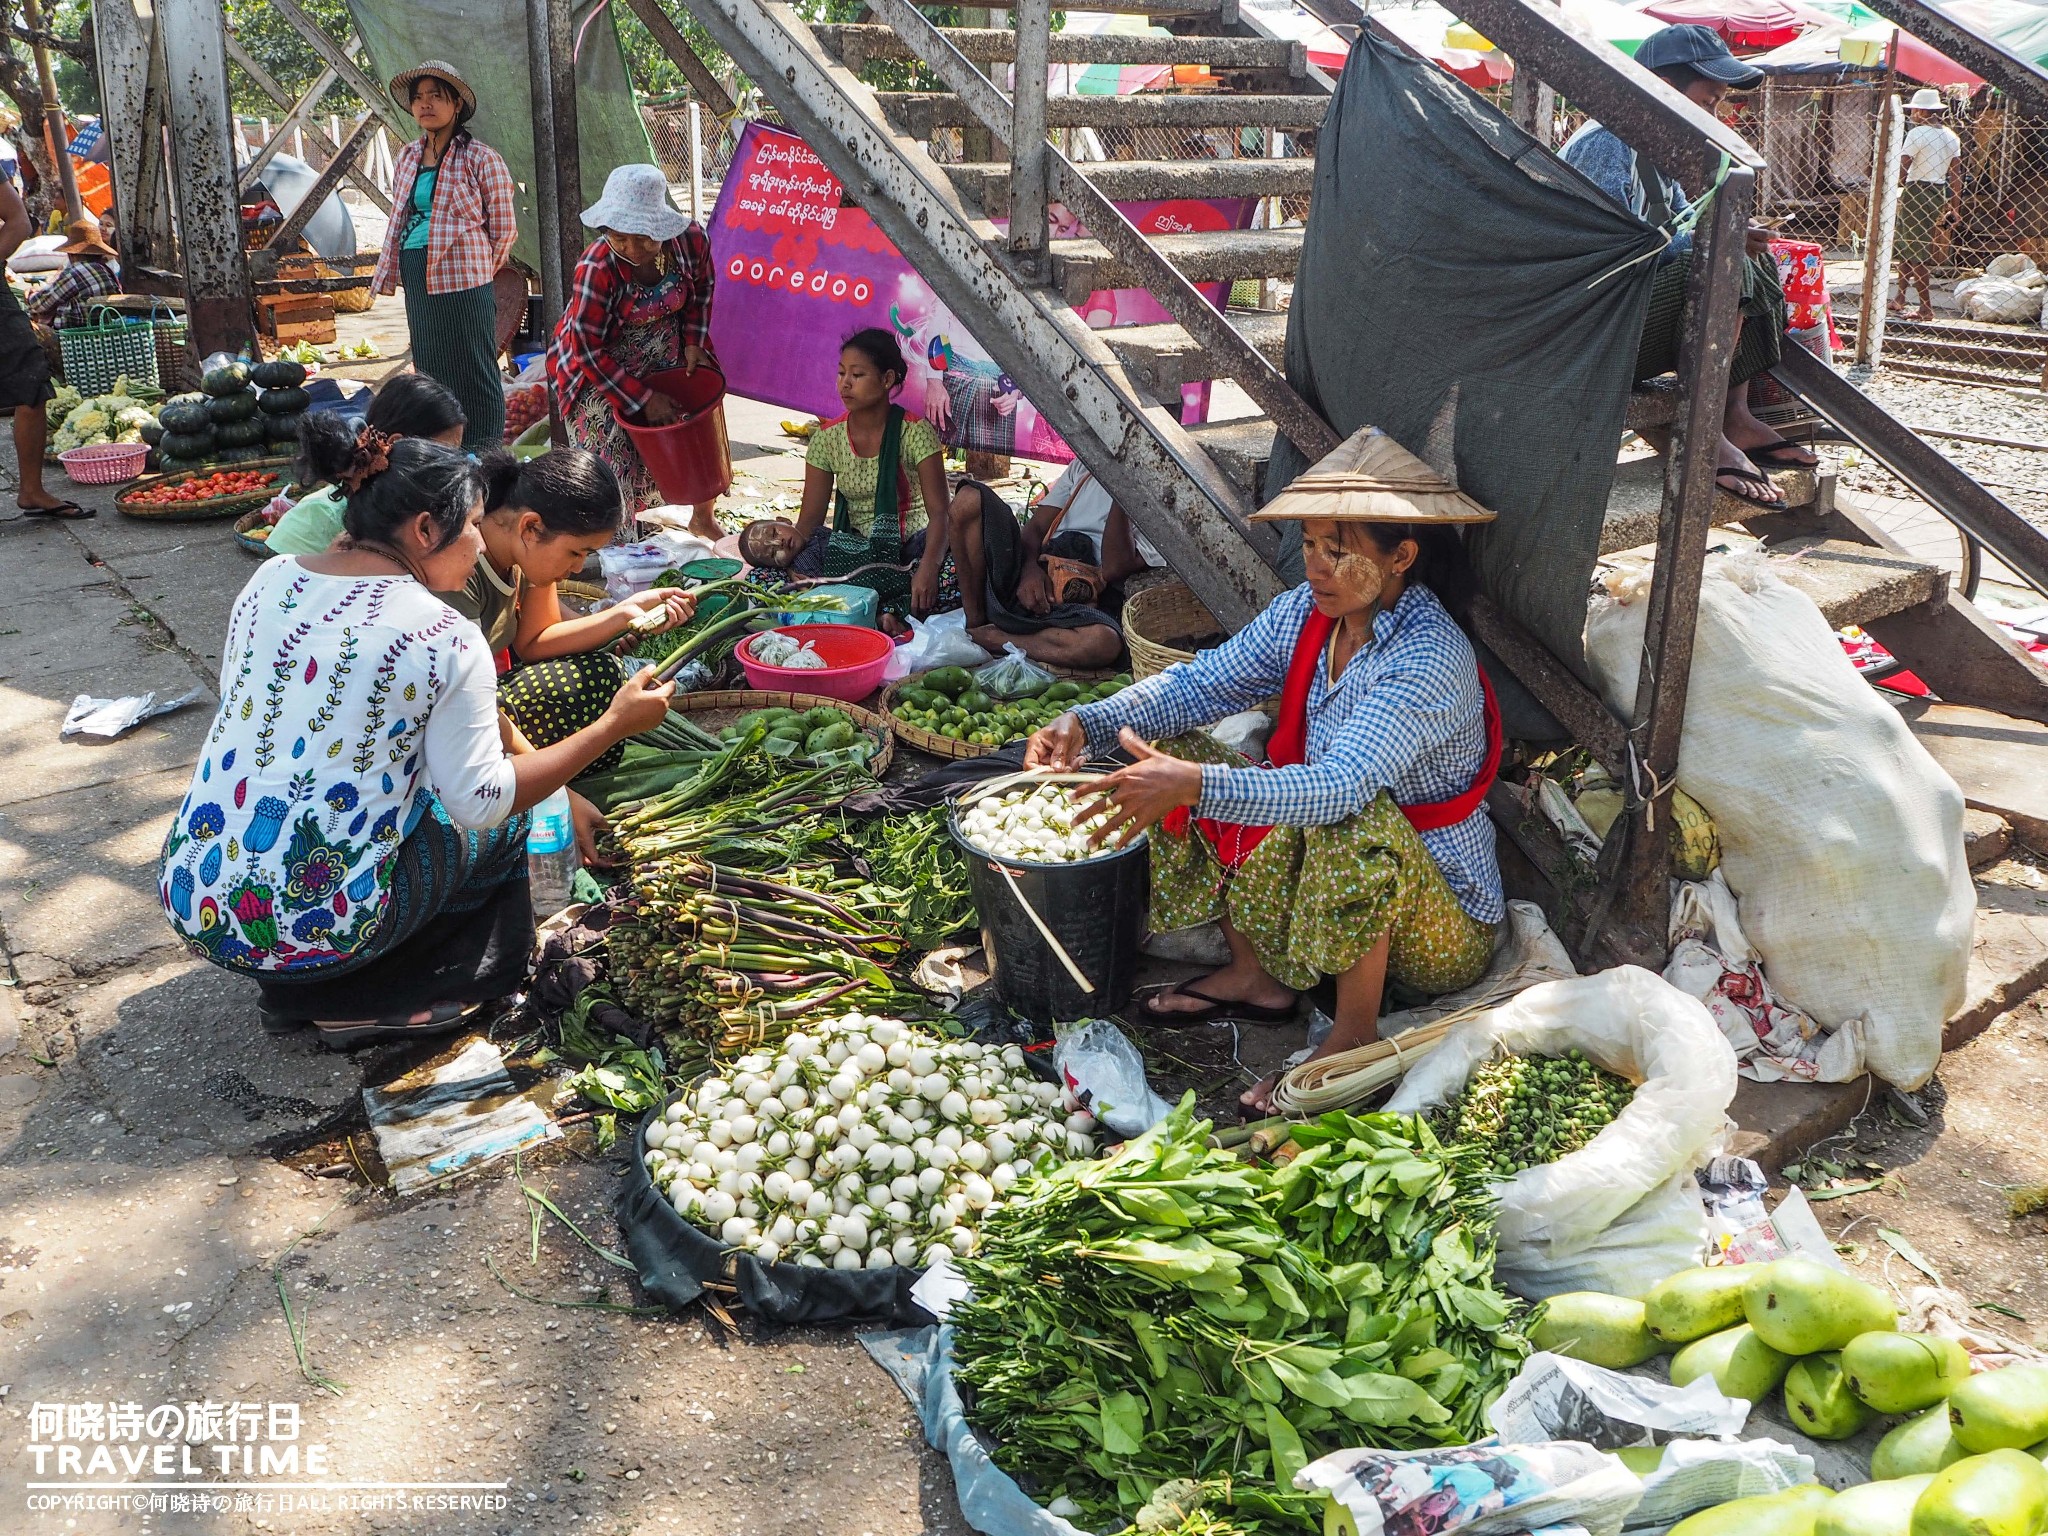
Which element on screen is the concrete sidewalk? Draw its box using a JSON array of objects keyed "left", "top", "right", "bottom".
[{"left": 0, "top": 415, "right": 968, "bottom": 1536}]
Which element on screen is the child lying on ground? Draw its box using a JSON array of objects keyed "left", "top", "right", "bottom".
[{"left": 739, "top": 515, "right": 937, "bottom": 635}]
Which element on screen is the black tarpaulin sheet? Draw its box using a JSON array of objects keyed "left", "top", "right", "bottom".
[{"left": 1269, "top": 30, "right": 1665, "bottom": 672}]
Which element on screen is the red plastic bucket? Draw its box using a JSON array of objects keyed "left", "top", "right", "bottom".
[{"left": 618, "top": 363, "right": 733, "bottom": 505}]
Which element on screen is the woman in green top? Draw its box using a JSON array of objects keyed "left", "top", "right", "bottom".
[
  {"left": 265, "top": 376, "right": 469, "bottom": 557},
  {"left": 790, "top": 329, "right": 952, "bottom": 633}
]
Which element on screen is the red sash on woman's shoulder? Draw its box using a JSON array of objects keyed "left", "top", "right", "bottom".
[{"left": 1161, "top": 606, "right": 1503, "bottom": 871}]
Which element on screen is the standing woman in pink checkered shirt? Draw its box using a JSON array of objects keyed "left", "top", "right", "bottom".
[
  {"left": 370, "top": 61, "right": 519, "bottom": 451},
  {"left": 546, "top": 163, "right": 720, "bottom": 543}
]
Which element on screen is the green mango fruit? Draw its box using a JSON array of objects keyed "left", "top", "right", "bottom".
[
  {"left": 1910, "top": 1449, "right": 2048, "bottom": 1536},
  {"left": 1648, "top": 1267, "right": 1762, "bottom": 1345},
  {"left": 1876, "top": 1407, "right": 1972, "bottom": 1480},
  {"left": 1949, "top": 1366, "right": 2048, "bottom": 1455},
  {"left": 1670, "top": 1323, "right": 1793, "bottom": 1404},
  {"left": 1527, "top": 1291, "right": 1661, "bottom": 1369},
  {"left": 1744, "top": 1259, "right": 1898, "bottom": 1355},
  {"left": 1616, "top": 1445, "right": 1668, "bottom": 1476},
  {"left": 1815, "top": 1476, "right": 1936, "bottom": 1536},
  {"left": 1845, "top": 1331, "right": 1974, "bottom": 1415},
  {"left": 2029, "top": 1438, "right": 2048, "bottom": 1464},
  {"left": 1785, "top": 1352, "right": 1876, "bottom": 1441},
  {"left": 1668, "top": 1485, "right": 1836, "bottom": 1536}
]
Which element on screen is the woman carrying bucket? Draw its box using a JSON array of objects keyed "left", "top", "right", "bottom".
[
  {"left": 1024, "top": 426, "right": 1506, "bottom": 1114},
  {"left": 549, "top": 164, "right": 724, "bottom": 543}
]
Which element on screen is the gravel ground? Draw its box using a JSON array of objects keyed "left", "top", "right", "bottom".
[{"left": 1827, "top": 370, "right": 2048, "bottom": 532}]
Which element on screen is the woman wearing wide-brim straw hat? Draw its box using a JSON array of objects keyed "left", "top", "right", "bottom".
[
  {"left": 1025, "top": 426, "right": 1508, "bottom": 1112},
  {"left": 546, "top": 163, "right": 721, "bottom": 542},
  {"left": 370, "top": 60, "right": 519, "bottom": 450}
]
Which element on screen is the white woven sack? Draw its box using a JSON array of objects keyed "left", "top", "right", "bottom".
[
  {"left": 1388, "top": 965, "right": 1736, "bottom": 1299},
  {"left": 1583, "top": 554, "right": 1972, "bottom": 1089}
]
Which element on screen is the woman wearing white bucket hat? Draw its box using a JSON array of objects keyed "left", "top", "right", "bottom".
[
  {"left": 370, "top": 60, "right": 519, "bottom": 449},
  {"left": 547, "top": 163, "right": 720, "bottom": 541},
  {"left": 1894, "top": 88, "right": 1963, "bottom": 322}
]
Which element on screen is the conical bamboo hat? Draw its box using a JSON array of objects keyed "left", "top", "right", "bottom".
[{"left": 1250, "top": 426, "right": 1497, "bottom": 525}]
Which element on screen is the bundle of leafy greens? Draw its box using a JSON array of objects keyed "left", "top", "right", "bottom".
[
  {"left": 834, "top": 806, "right": 977, "bottom": 950},
  {"left": 949, "top": 1096, "right": 1528, "bottom": 1535}
]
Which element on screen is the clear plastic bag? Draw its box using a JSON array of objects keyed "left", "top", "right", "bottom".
[
  {"left": 884, "top": 611, "right": 993, "bottom": 682},
  {"left": 974, "top": 644, "right": 1057, "bottom": 700},
  {"left": 1052, "top": 1018, "right": 1171, "bottom": 1138},
  {"left": 1298, "top": 1440, "right": 1644, "bottom": 1536}
]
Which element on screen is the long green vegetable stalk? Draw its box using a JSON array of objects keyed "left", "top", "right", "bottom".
[{"left": 949, "top": 1096, "right": 1528, "bottom": 1535}]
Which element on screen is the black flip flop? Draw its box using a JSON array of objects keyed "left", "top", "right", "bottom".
[
  {"left": 1714, "top": 467, "right": 1787, "bottom": 512},
  {"left": 313, "top": 1000, "right": 479, "bottom": 1049},
  {"left": 1139, "top": 982, "right": 1298, "bottom": 1025},
  {"left": 1747, "top": 441, "right": 1820, "bottom": 471},
  {"left": 20, "top": 500, "right": 92, "bottom": 519}
]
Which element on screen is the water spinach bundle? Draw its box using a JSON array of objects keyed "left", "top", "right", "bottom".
[{"left": 949, "top": 1097, "right": 1529, "bottom": 1535}]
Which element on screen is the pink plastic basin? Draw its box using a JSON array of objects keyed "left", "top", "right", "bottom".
[{"left": 737, "top": 624, "right": 894, "bottom": 703}]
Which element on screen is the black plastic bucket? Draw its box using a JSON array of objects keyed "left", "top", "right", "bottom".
[{"left": 949, "top": 779, "right": 1149, "bottom": 1023}]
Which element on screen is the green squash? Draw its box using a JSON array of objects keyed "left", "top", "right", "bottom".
[
  {"left": 157, "top": 396, "right": 211, "bottom": 434},
  {"left": 204, "top": 389, "right": 261, "bottom": 424},
  {"left": 214, "top": 417, "right": 267, "bottom": 449},
  {"left": 200, "top": 361, "right": 251, "bottom": 396},
  {"left": 257, "top": 385, "right": 311, "bottom": 415},
  {"left": 249, "top": 359, "right": 308, "bottom": 389},
  {"left": 160, "top": 428, "right": 217, "bottom": 460}
]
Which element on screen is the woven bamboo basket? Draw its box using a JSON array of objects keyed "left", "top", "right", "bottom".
[
  {"left": 1124, "top": 579, "right": 1226, "bottom": 681},
  {"left": 234, "top": 507, "right": 278, "bottom": 556},
  {"left": 115, "top": 458, "right": 293, "bottom": 522},
  {"left": 878, "top": 677, "right": 999, "bottom": 761},
  {"left": 668, "top": 689, "right": 894, "bottom": 777}
]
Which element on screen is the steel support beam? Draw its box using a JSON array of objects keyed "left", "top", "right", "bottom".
[
  {"left": 256, "top": 112, "right": 375, "bottom": 269},
  {"left": 224, "top": 40, "right": 392, "bottom": 214},
  {"left": 526, "top": 0, "right": 582, "bottom": 330},
  {"left": 91, "top": 0, "right": 157, "bottom": 263},
  {"left": 1610, "top": 168, "right": 1757, "bottom": 946},
  {"left": 1772, "top": 344, "right": 2048, "bottom": 598},
  {"left": 866, "top": 0, "right": 1339, "bottom": 463},
  {"left": 1855, "top": 0, "right": 2048, "bottom": 118},
  {"left": 617, "top": 0, "right": 738, "bottom": 122},
  {"left": 265, "top": 0, "right": 414, "bottom": 140},
  {"left": 679, "top": 0, "right": 1286, "bottom": 628},
  {"left": 158, "top": 0, "right": 253, "bottom": 355},
  {"left": 237, "top": 64, "right": 338, "bottom": 190},
  {"left": 1009, "top": 0, "right": 1051, "bottom": 281}
]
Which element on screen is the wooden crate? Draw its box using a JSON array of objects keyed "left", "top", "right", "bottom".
[{"left": 258, "top": 290, "right": 336, "bottom": 343}]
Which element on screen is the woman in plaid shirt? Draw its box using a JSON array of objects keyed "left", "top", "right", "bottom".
[
  {"left": 371, "top": 61, "right": 518, "bottom": 450},
  {"left": 1027, "top": 430, "right": 1506, "bottom": 1112},
  {"left": 547, "top": 163, "right": 720, "bottom": 542}
]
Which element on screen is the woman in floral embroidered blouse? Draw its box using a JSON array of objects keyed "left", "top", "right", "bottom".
[{"left": 159, "top": 416, "right": 672, "bottom": 1047}]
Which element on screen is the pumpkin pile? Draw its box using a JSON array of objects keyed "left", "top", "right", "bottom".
[{"left": 155, "top": 360, "right": 309, "bottom": 475}]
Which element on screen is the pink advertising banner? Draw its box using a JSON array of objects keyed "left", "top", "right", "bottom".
[{"left": 705, "top": 121, "right": 1254, "bottom": 463}]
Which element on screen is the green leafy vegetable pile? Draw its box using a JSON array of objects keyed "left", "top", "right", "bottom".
[
  {"left": 1432, "top": 1050, "right": 1635, "bottom": 1180},
  {"left": 834, "top": 807, "right": 977, "bottom": 950},
  {"left": 949, "top": 1097, "right": 1528, "bottom": 1534}
]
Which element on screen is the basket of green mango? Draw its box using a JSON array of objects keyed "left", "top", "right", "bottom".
[
  {"left": 668, "top": 691, "right": 893, "bottom": 775},
  {"left": 881, "top": 667, "right": 1132, "bottom": 760}
]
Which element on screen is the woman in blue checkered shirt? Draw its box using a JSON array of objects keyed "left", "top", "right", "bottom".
[{"left": 1028, "top": 430, "right": 1506, "bottom": 1112}]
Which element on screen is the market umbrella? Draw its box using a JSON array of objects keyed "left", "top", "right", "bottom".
[
  {"left": 1052, "top": 13, "right": 1175, "bottom": 95},
  {"left": 1636, "top": 0, "right": 1822, "bottom": 52},
  {"left": 1836, "top": 18, "right": 1983, "bottom": 87},
  {"left": 1447, "top": 0, "right": 1660, "bottom": 56},
  {"left": 1372, "top": 2, "right": 1514, "bottom": 87}
]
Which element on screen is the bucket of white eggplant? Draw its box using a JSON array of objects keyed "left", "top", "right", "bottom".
[{"left": 947, "top": 771, "right": 1150, "bottom": 1022}]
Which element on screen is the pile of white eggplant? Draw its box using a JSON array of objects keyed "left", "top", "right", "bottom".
[{"left": 642, "top": 1012, "right": 1097, "bottom": 1269}]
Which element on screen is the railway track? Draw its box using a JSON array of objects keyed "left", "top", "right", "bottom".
[{"left": 1835, "top": 313, "right": 2048, "bottom": 389}]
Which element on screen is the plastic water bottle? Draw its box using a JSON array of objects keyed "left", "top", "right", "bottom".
[{"left": 526, "top": 787, "right": 580, "bottom": 915}]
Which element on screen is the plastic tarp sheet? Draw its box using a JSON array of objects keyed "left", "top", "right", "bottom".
[
  {"left": 343, "top": 0, "right": 657, "bottom": 278},
  {"left": 1270, "top": 29, "right": 1663, "bottom": 673},
  {"left": 862, "top": 1325, "right": 1089, "bottom": 1536}
]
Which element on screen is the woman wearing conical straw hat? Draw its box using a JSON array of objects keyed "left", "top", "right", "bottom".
[{"left": 1026, "top": 428, "right": 1506, "bottom": 1112}]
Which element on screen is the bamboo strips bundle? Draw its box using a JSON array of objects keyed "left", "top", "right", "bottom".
[{"left": 1268, "top": 1005, "right": 1495, "bottom": 1116}]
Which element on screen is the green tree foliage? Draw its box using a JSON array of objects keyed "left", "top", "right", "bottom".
[{"left": 222, "top": 0, "right": 362, "bottom": 119}]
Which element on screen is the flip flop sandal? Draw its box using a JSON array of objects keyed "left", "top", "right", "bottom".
[
  {"left": 313, "top": 1000, "right": 479, "bottom": 1049},
  {"left": 1714, "top": 467, "right": 1788, "bottom": 512},
  {"left": 20, "top": 500, "right": 92, "bottom": 519},
  {"left": 1138, "top": 982, "right": 1298, "bottom": 1025},
  {"left": 1747, "top": 441, "right": 1820, "bottom": 470},
  {"left": 259, "top": 1007, "right": 310, "bottom": 1037}
]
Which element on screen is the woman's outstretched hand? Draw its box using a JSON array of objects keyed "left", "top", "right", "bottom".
[
  {"left": 1073, "top": 729, "right": 1203, "bottom": 849},
  {"left": 1023, "top": 710, "right": 1086, "bottom": 771},
  {"left": 604, "top": 665, "right": 676, "bottom": 738}
]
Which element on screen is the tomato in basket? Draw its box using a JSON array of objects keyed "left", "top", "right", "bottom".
[{"left": 124, "top": 469, "right": 279, "bottom": 507}]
